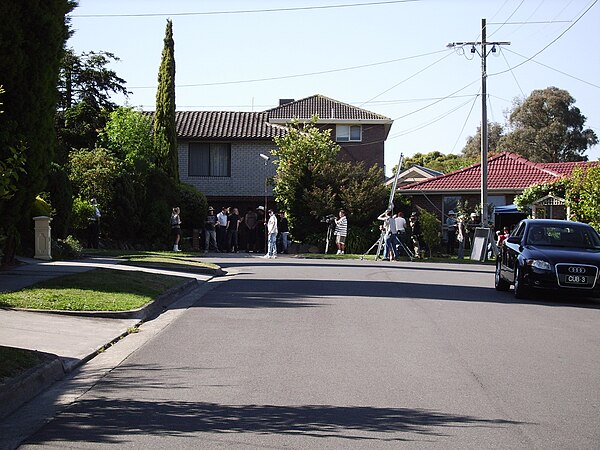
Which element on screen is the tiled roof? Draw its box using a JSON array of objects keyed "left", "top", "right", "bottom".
[
  {"left": 148, "top": 111, "right": 287, "bottom": 140},
  {"left": 266, "top": 94, "right": 392, "bottom": 122},
  {"left": 399, "top": 152, "right": 594, "bottom": 192},
  {"left": 537, "top": 161, "right": 599, "bottom": 176}
]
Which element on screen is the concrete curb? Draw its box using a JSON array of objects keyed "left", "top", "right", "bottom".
[
  {"left": 0, "top": 352, "right": 65, "bottom": 421},
  {"left": 0, "top": 275, "right": 216, "bottom": 423}
]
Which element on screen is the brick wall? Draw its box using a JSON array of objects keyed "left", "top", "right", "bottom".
[{"left": 179, "top": 140, "right": 276, "bottom": 197}]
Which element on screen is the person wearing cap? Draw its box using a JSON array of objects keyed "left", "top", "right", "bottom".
[
  {"left": 446, "top": 210, "right": 457, "bottom": 255},
  {"left": 204, "top": 206, "right": 219, "bottom": 253}
]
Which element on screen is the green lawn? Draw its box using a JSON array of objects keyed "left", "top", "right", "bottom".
[
  {"left": 0, "top": 268, "right": 189, "bottom": 311},
  {"left": 0, "top": 346, "right": 45, "bottom": 383}
]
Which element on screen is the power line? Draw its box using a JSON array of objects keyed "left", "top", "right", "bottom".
[
  {"left": 389, "top": 96, "right": 476, "bottom": 139},
  {"left": 489, "top": 0, "right": 598, "bottom": 77},
  {"left": 391, "top": 80, "right": 479, "bottom": 121},
  {"left": 129, "top": 49, "right": 449, "bottom": 90},
  {"left": 70, "top": 0, "right": 419, "bottom": 18},
  {"left": 358, "top": 50, "right": 456, "bottom": 107},
  {"left": 502, "top": 48, "right": 600, "bottom": 90}
]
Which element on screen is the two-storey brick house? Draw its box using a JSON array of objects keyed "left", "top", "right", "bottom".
[{"left": 174, "top": 94, "right": 393, "bottom": 210}]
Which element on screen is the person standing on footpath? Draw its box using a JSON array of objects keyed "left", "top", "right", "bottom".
[
  {"left": 244, "top": 207, "right": 258, "bottom": 252},
  {"left": 227, "top": 207, "right": 241, "bottom": 252},
  {"left": 277, "top": 211, "right": 290, "bottom": 254},
  {"left": 377, "top": 209, "right": 398, "bottom": 261},
  {"left": 457, "top": 214, "right": 467, "bottom": 259},
  {"left": 265, "top": 209, "right": 278, "bottom": 258},
  {"left": 409, "top": 212, "right": 422, "bottom": 258},
  {"left": 446, "top": 210, "right": 457, "bottom": 255},
  {"left": 334, "top": 209, "right": 348, "bottom": 255},
  {"left": 216, "top": 206, "right": 229, "bottom": 252},
  {"left": 204, "top": 206, "right": 219, "bottom": 253},
  {"left": 395, "top": 211, "right": 407, "bottom": 254},
  {"left": 170, "top": 206, "right": 182, "bottom": 252},
  {"left": 87, "top": 198, "right": 101, "bottom": 249}
]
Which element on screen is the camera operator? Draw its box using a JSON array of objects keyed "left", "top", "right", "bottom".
[
  {"left": 378, "top": 209, "right": 398, "bottom": 261},
  {"left": 334, "top": 209, "right": 347, "bottom": 255}
]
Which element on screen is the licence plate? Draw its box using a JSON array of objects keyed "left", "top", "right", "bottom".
[{"left": 565, "top": 275, "right": 587, "bottom": 284}]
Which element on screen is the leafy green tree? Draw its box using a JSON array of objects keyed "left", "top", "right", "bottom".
[
  {"left": 67, "top": 148, "right": 123, "bottom": 210},
  {"left": 566, "top": 166, "right": 600, "bottom": 230},
  {"left": 461, "top": 122, "right": 505, "bottom": 160},
  {"left": 58, "top": 49, "right": 128, "bottom": 111},
  {"left": 55, "top": 50, "right": 129, "bottom": 162},
  {"left": 418, "top": 206, "right": 441, "bottom": 257},
  {"left": 498, "top": 87, "right": 598, "bottom": 162},
  {"left": 0, "top": 0, "right": 73, "bottom": 265},
  {"left": 272, "top": 119, "right": 340, "bottom": 240},
  {"left": 154, "top": 19, "right": 178, "bottom": 181},
  {"left": 402, "top": 151, "right": 474, "bottom": 174},
  {"left": 101, "top": 107, "right": 155, "bottom": 172}
]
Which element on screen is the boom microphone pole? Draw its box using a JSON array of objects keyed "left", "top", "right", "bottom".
[{"left": 374, "top": 152, "right": 404, "bottom": 260}]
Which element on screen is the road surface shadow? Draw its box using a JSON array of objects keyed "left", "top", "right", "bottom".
[
  {"left": 24, "top": 398, "right": 522, "bottom": 445},
  {"left": 193, "top": 278, "right": 600, "bottom": 310}
]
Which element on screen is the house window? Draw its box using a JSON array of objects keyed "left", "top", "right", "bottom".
[
  {"left": 336, "top": 125, "right": 362, "bottom": 142},
  {"left": 189, "top": 143, "right": 231, "bottom": 177}
]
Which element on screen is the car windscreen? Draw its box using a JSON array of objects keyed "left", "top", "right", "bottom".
[{"left": 526, "top": 225, "right": 600, "bottom": 249}]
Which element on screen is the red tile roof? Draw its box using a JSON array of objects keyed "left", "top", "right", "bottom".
[
  {"left": 400, "top": 152, "right": 599, "bottom": 192},
  {"left": 174, "top": 111, "right": 286, "bottom": 140},
  {"left": 266, "top": 94, "right": 392, "bottom": 123}
]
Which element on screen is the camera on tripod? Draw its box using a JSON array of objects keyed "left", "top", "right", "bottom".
[{"left": 320, "top": 214, "right": 336, "bottom": 226}]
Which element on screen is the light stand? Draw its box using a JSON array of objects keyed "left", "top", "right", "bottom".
[{"left": 259, "top": 153, "right": 270, "bottom": 252}]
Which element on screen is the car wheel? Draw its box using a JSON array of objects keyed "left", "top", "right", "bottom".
[
  {"left": 495, "top": 260, "right": 510, "bottom": 291},
  {"left": 513, "top": 265, "right": 529, "bottom": 299}
]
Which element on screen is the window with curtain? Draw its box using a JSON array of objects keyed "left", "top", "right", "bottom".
[
  {"left": 189, "top": 143, "right": 231, "bottom": 177},
  {"left": 336, "top": 125, "right": 362, "bottom": 142}
]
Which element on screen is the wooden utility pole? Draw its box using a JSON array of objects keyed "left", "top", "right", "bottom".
[{"left": 447, "top": 19, "right": 510, "bottom": 228}]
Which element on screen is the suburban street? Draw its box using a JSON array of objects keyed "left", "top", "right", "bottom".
[{"left": 15, "top": 256, "right": 600, "bottom": 449}]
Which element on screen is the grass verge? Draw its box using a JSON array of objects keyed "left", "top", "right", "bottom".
[
  {"left": 0, "top": 346, "right": 45, "bottom": 384},
  {"left": 0, "top": 268, "right": 189, "bottom": 311}
]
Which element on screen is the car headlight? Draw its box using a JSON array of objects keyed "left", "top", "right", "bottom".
[{"left": 527, "top": 259, "right": 553, "bottom": 271}]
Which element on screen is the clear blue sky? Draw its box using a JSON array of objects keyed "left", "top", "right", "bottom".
[{"left": 68, "top": 0, "right": 600, "bottom": 175}]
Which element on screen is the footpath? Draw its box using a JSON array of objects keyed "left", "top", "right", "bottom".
[{"left": 0, "top": 256, "right": 217, "bottom": 422}]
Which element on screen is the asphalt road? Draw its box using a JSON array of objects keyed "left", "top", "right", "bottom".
[{"left": 15, "top": 257, "right": 600, "bottom": 449}]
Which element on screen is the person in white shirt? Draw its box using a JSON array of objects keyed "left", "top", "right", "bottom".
[
  {"left": 216, "top": 206, "right": 229, "bottom": 251},
  {"left": 334, "top": 209, "right": 348, "bottom": 255},
  {"left": 395, "top": 211, "right": 407, "bottom": 254},
  {"left": 265, "top": 209, "right": 278, "bottom": 258},
  {"left": 377, "top": 209, "right": 398, "bottom": 261}
]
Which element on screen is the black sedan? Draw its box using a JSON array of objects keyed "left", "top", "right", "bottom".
[{"left": 495, "top": 219, "right": 600, "bottom": 299}]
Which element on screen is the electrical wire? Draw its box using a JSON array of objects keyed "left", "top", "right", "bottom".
[
  {"left": 499, "top": 48, "right": 525, "bottom": 97},
  {"left": 358, "top": 50, "right": 456, "bottom": 107},
  {"left": 69, "top": 0, "right": 419, "bottom": 18},
  {"left": 392, "top": 79, "right": 479, "bottom": 121},
  {"left": 449, "top": 90, "right": 480, "bottom": 154},
  {"left": 389, "top": 96, "right": 477, "bottom": 139},
  {"left": 129, "top": 49, "right": 449, "bottom": 90},
  {"left": 502, "top": 48, "right": 600, "bottom": 90},
  {"left": 489, "top": 0, "right": 598, "bottom": 77}
]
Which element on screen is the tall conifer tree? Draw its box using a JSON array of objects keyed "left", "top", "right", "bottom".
[
  {"left": 0, "top": 0, "right": 73, "bottom": 265},
  {"left": 154, "top": 19, "right": 178, "bottom": 182}
]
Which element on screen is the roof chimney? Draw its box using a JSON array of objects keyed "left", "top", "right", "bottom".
[{"left": 279, "top": 98, "right": 294, "bottom": 106}]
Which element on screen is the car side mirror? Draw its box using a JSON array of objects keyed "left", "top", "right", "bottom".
[{"left": 506, "top": 236, "right": 521, "bottom": 245}]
